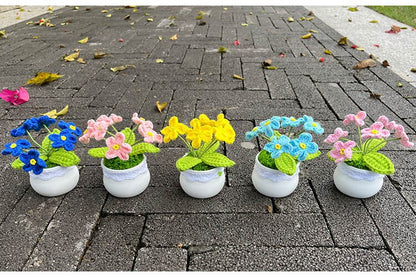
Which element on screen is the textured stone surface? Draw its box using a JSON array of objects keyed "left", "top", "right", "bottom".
[
  {"left": 189, "top": 246, "right": 399, "bottom": 271},
  {"left": 78, "top": 215, "right": 145, "bottom": 271},
  {"left": 134, "top": 248, "right": 188, "bottom": 271}
]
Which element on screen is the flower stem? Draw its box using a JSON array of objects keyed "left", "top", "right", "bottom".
[
  {"left": 177, "top": 134, "right": 196, "bottom": 156},
  {"left": 288, "top": 127, "right": 293, "bottom": 137},
  {"left": 260, "top": 134, "right": 272, "bottom": 142},
  {"left": 127, "top": 125, "right": 138, "bottom": 144},
  {"left": 106, "top": 131, "right": 116, "bottom": 137},
  {"left": 357, "top": 126, "right": 363, "bottom": 151},
  {"left": 42, "top": 124, "right": 52, "bottom": 134},
  {"left": 366, "top": 138, "right": 400, "bottom": 154},
  {"left": 199, "top": 138, "right": 217, "bottom": 157},
  {"left": 26, "top": 130, "right": 45, "bottom": 151}
]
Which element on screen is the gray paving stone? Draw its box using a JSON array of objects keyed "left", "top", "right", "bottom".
[
  {"left": 188, "top": 245, "right": 399, "bottom": 271},
  {"left": 288, "top": 75, "right": 327, "bottom": 108},
  {"left": 265, "top": 69, "right": 297, "bottom": 99},
  {"left": 363, "top": 179, "right": 416, "bottom": 270},
  {"left": 142, "top": 213, "right": 333, "bottom": 247},
  {"left": 390, "top": 170, "right": 416, "bottom": 191},
  {"left": 78, "top": 215, "right": 145, "bottom": 271},
  {"left": 0, "top": 190, "right": 62, "bottom": 270},
  {"left": 24, "top": 188, "right": 107, "bottom": 271},
  {"left": 103, "top": 186, "right": 272, "bottom": 214},
  {"left": 242, "top": 62, "right": 268, "bottom": 90},
  {"left": 227, "top": 107, "right": 337, "bottom": 121},
  {"left": 181, "top": 48, "right": 204, "bottom": 69},
  {"left": 134, "top": 248, "right": 188, "bottom": 271}
]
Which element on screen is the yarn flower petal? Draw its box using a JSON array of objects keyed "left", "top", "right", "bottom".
[
  {"left": 20, "top": 149, "right": 47, "bottom": 175},
  {"left": 343, "top": 111, "right": 366, "bottom": 127},
  {"left": 324, "top": 127, "right": 349, "bottom": 144},
  {"left": 161, "top": 116, "right": 190, "bottom": 144},
  {"left": 264, "top": 135, "right": 292, "bottom": 159},
  {"left": 1, "top": 139, "right": 31, "bottom": 157},
  {"left": 49, "top": 129, "right": 77, "bottom": 151},
  {"left": 361, "top": 122, "right": 390, "bottom": 140},
  {"left": 105, "top": 132, "right": 132, "bottom": 161},
  {"left": 330, "top": 140, "right": 356, "bottom": 164},
  {"left": 58, "top": 120, "right": 82, "bottom": 136}
]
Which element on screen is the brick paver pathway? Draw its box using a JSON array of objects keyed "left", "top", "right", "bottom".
[{"left": 1, "top": 6, "right": 416, "bottom": 271}]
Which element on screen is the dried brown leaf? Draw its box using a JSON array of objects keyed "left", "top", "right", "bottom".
[
  {"left": 369, "top": 92, "right": 382, "bottom": 99},
  {"left": 354, "top": 59, "right": 376, "bottom": 69},
  {"left": 263, "top": 59, "right": 272, "bottom": 66},
  {"left": 267, "top": 205, "right": 273, "bottom": 214},
  {"left": 411, "top": 68, "right": 416, "bottom": 73},
  {"left": 382, "top": 60, "right": 390, "bottom": 67}
]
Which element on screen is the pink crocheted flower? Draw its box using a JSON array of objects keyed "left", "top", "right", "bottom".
[
  {"left": 132, "top": 113, "right": 153, "bottom": 128},
  {"left": 323, "top": 128, "right": 349, "bottom": 144},
  {"left": 105, "top": 132, "right": 132, "bottom": 161},
  {"left": 361, "top": 122, "right": 390, "bottom": 140},
  {"left": 330, "top": 141, "right": 356, "bottom": 164},
  {"left": 377, "top": 115, "right": 398, "bottom": 130},
  {"left": 139, "top": 125, "right": 163, "bottom": 144},
  {"left": 109, "top": 114, "right": 122, "bottom": 123},
  {"left": 393, "top": 124, "right": 414, "bottom": 148},
  {"left": 79, "top": 119, "right": 96, "bottom": 144},
  {"left": 90, "top": 121, "right": 109, "bottom": 141},
  {"left": 343, "top": 111, "right": 367, "bottom": 127},
  {"left": 96, "top": 115, "right": 113, "bottom": 127}
]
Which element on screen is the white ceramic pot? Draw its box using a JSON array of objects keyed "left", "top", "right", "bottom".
[
  {"left": 101, "top": 156, "right": 150, "bottom": 198},
  {"left": 251, "top": 152, "right": 300, "bottom": 198},
  {"left": 29, "top": 165, "right": 79, "bottom": 197},
  {"left": 333, "top": 162, "right": 385, "bottom": 198},
  {"left": 179, "top": 167, "right": 225, "bottom": 198}
]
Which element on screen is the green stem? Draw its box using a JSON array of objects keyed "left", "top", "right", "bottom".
[
  {"left": 177, "top": 134, "right": 196, "bottom": 157},
  {"left": 106, "top": 131, "right": 116, "bottom": 137},
  {"left": 127, "top": 125, "right": 138, "bottom": 144},
  {"left": 26, "top": 131, "right": 46, "bottom": 151},
  {"left": 357, "top": 126, "right": 363, "bottom": 151},
  {"left": 293, "top": 131, "right": 304, "bottom": 138},
  {"left": 287, "top": 127, "right": 293, "bottom": 137},
  {"left": 199, "top": 138, "right": 217, "bottom": 157},
  {"left": 339, "top": 137, "right": 350, "bottom": 141},
  {"left": 42, "top": 124, "right": 52, "bottom": 134},
  {"left": 366, "top": 138, "right": 400, "bottom": 154},
  {"left": 260, "top": 134, "right": 272, "bottom": 142}
]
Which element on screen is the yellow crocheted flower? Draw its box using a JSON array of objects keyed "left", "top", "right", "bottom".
[
  {"left": 160, "top": 116, "right": 189, "bottom": 144},
  {"left": 215, "top": 113, "right": 230, "bottom": 128},
  {"left": 186, "top": 118, "right": 213, "bottom": 149},
  {"left": 198, "top": 114, "right": 216, "bottom": 127},
  {"left": 215, "top": 122, "right": 236, "bottom": 144}
]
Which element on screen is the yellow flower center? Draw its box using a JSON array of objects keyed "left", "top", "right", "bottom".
[
  {"left": 10, "top": 143, "right": 17, "bottom": 149},
  {"left": 275, "top": 144, "right": 281, "bottom": 150},
  {"left": 30, "top": 159, "right": 37, "bottom": 165},
  {"left": 371, "top": 129, "right": 379, "bottom": 134},
  {"left": 83, "top": 129, "right": 88, "bottom": 134},
  {"left": 356, "top": 115, "right": 359, "bottom": 119},
  {"left": 147, "top": 131, "right": 154, "bottom": 137},
  {"left": 140, "top": 117, "right": 145, "bottom": 121},
  {"left": 112, "top": 144, "right": 120, "bottom": 150},
  {"left": 264, "top": 121, "right": 271, "bottom": 126},
  {"left": 290, "top": 117, "right": 296, "bottom": 121},
  {"left": 70, "top": 125, "right": 76, "bottom": 131},
  {"left": 300, "top": 143, "right": 306, "bottom": 149},
  {"left": 252, "top": 127, "right": 258, "bottom": 132},
  {"left": 312, "top": 123, "right": 317, "bottom": 127},
  {"left": 340, "top": 148, "right": 345, "bottom": 155},
  {"left": 61, "top": 136, "right": 67, "bottom": 141}
]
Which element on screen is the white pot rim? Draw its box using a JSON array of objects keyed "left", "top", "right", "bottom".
[
  {"left": 101, "top": 155, "right": 146, "bottom": 172},
  {"left": 339, "top": 162, "right": 384, "bottom": 179}
]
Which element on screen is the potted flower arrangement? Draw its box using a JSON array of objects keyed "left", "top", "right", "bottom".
[
  {"left": 2, "top": 115, "right": 81, "bottom": 197},
  {"left": 325, "top": 111, "right": 414, "bottom": 198},
  {"left": 161, "top": 114, "right": 235, "bottom": 198},
  {"left": 79, "top": 113, "right": 162, "bottom": 198},
  {"left": 245, "top": 115, "right": 324, "bottom": 197}
]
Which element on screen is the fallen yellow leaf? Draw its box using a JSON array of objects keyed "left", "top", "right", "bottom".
[
  {"left": 56, "top": 105, "right": 69, "bottom": 116},
  {"left": 218, "top": 46, "right": 228, "bottom": 53},
  {"left": 42, "top": 109, "right": 57, "bottom": 118},
  {"left": 27, "top": 72, "right": 63, "bottom": 85},
  {"left": 33, "top": 36, "right": 39, "bottom": 39},
  {"left": 233, "top": 74, "right": 245, "bottom": 80},
  {"left": 156, "top": 59, "right": 164, "bottom": 63},
  {"left": 147, "top": 18, "right": 153, "bottom": 22},
  {"left": 264, "top": 66, "right": 277, "bottom": 70},
  {"left": 78, "top": 37, "right": 88, "bottom": 44},
  {"left": 101, "top": 10, "right": 108, "bottom": 13},
  {"left": 288, "top": 17, "right": 294, "bottom": 22},
  {"left": 306, "top": 17, "right": 314, "bottom": 21},
  {"left": 158, "top": 36, "right": 163, "bottom": 40},
  {"left": 397, "top": 82, "right": 403, "bottom": 87},
  {"left": 130, "top": 22, "right": 135, "bottom": 25},
  {"left": 338, "top": 37, "right": 348, "bottom": 45},
  {"left": 94, "top": 51, "right": 108, "bottom": 59},
  {"left": 309, "top": 29, "right": 318, "bottom": 33},
  {"left": 170, "top": 34, "right": 178, "bottom": 40},
  {"left": 301, "top": 33, "right": 312, "bottom": 39},
  {"left": 299, "top": 17, "right": 306, "bottom": 21},
  {"left": 48, "top": 6, "right": 53, "bottom": 11},
  {"left": 156, "top": 101, "right": 167, "bottom": 112},
  {"left": 370, "top": 20, "right": 378, "bottom": 23},
  {"left": 77, "top": 58, "right": 86, "bottom": 64},
  {"left": 110, "top": 64, "right": 136, "bottom": 72},
  {"left": 356, "top": 47, "right": 364, "bottom": 51},
  {"left": 64, "top": 51, "right": 80, "bottom": 62},
  {"left": 106, "top": 14, "right": 112, "bottom": 18},
  {"left": 241, "top": 23, "right": 248, "bottom": 26},
  {"left": 0, "top": 30, "right": 7, "bottom": 38},
  {"left": 324, "top": 49, "right": 332, "bottom": 55}
]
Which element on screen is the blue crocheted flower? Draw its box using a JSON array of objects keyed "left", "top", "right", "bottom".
[
  {"left": 49, "top": 129, "right": 77, "bottom": 151},
  {"left": 281, "top": 116, "right": 305, "bottom": 128},
  {"left": 264, "top": 135, "right": 292, "bottom": 159},
  {"left": 1, "top": 139, "right": 31, "bottom": 157},
  {"left": 290, "top": 133, "right": 318, "bottom": 161},
  {"left": 303, "top": 115, "right": 324, "bottom": 135},
  {"left": 10, "top": 126, "right": 27, "bottom": 137},
  {"left": 38, "top": 115, "right": 56, "bottom": 127},
  {"left": 245, "top": 126, "right": 261, "bottom": 140},
  {"left": 258, "top": 117, "right": 281, "bottom": 137},
  {"left": 20, "top": 149, "right": 47, "bottom": 175},
  {"left": 58, "top": 120, "right": 82, "bottom": 136}
]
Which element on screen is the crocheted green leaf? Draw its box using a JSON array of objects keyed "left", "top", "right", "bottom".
[
  {"left": 131, "top": 143, "right": 160, "bottom": 155},
  {"left": 363, "top": 138, "right": 386, "bottom": 153},
  {"left": 176, "top": 156, "right": 203, "bottom": 171},
  {"left": 363, "top": 152, "right": 395, "bottom": 175},
  {"left": 201, "top": 152, "right": 235, "bottom": 168},
  {"left": 275, "top": 153, "right": 297, "bottom": 175},
  {"left": 305, "top": 150, "right": 321, "bottom": 161},
  {"left": 11, "top": 157, "right": 24, "bottom": 170},
  {"left": 42, "top": 128, "right": 60, "bottom": 152},
  {"left": 197, "top": 141, "right": 220, "bottom": 156},
  {"left": 327, "top": 149, "right": 335, "bottom": 161},
  {"left": 121, "top": 127, "right": 135, "bottom": 145},
  {"left": 49, "top": 149, "right": 80, "bottom": 167},
  {"left": 88, "top": 147, "right": 108, "bottom": 158}
]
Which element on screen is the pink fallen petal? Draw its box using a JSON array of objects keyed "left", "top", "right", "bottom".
[
  {"left": 374, "top": 44, "right": 380, "bottom": 48},
  {"left": 0, "top": 89, "right": 16, "bottom": 103},
  {"left": 14, "top": 87, "right": 29, "bottom": 105},
  {"left": 233, "top": 40, "right": 241, "bottom": 46}
]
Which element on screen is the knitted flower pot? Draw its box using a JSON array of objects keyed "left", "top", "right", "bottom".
[
  {"left": 179, "top": 167, "right": 225, "bottom": 199},
  {"left": 251, "top": 152, "right": 300, "bottom": 197},
  {"left": 100, "top": 156, "right": 150, "bottom": 198},
  {"left": 333, "top": 162, "right": 384, "bottom": 198},
  {"left": 29, "top": 165, "right": 79, "bottom": 197}
]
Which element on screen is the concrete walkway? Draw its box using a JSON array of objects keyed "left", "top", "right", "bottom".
[
  {"left": 306, "top": 6, "right": 416, "bottom": 87},
  {"left": 0, "top": 6, "right": 416, "bottom": 271},
  {"left": 0, "top": 6, "right": 64, "bottom": 29}
]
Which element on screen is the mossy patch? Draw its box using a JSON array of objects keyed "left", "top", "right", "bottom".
[
  {"left": 345, "top": 158, "right": 370, "bottom": 170},
  {"left": 258, "top": 150, "right": 277, "bottom": 169},
  {"left": 104, "top": 154, "right": 144, "bottom": 170},
  {"left": 45, "top": 160, "right": 59, "bottom": 169}
]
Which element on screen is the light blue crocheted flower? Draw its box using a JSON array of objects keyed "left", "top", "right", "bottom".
[
  {"left": 264, "top": 135, "right": 292, "bottom": 159},
  {"left": 281, "top": 116, "right": 305, "bottom": 128},
  {"left": 290, "top": 133, "right": 318, "bottom": 161},
  {"left": 303, "top": 115, "right": 324, "bottom": 135}
]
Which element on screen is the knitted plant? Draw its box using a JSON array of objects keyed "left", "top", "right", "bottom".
[
  {"left": 1, "top": 115, "right": 81, "bottom": 175},
  {"left": 245, "top": 115, "right": 324, "bottom": 175},
  {"left": 324, "top": 111, "right": 414, "bottom": 175},
  {"left": 161, "top": 114, "right": 236, "bottom": 171},
  {"left": 79, "top": 113, "right": 162, "bottom": 170}
]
